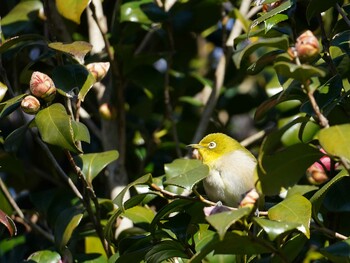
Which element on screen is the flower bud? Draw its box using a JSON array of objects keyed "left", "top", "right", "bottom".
[
  {"left": 306, "top": 154, "right": 331, "bottom": 185},
  {"left": 86, "top": 62, "right": 110, "bottom": 82},
  {"left": 21, "top": 95, "right": 41, "bottom": 114},
  {"left": 99, "top": 102, "right": 117, "bottom": 120},
  {"left": 30, "top": 71, "right": 56, "bottom": 102},
  {"left": 293, "top": 30, "right": 320, "bottom": 62}
]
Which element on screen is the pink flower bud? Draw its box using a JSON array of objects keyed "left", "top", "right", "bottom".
[
  {"left": 21, "top": 95, "right": 41, "bottom": 114},
  {"left": 86, "top": 62, "right": 110, "bottom": 82},
  {"left": 30, "top": 71, "right": 56, "bottom": 102},
  {"left": 306, "top": 153, "right": 332, "bottom": 185},
  {"left": 294, "top": 30, "right": 320, "bottom": 62}
]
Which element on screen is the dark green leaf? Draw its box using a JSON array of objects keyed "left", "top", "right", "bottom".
[
  {"left": 247, "top": 50, "right": 285, "bottom": 75},
  {"left": 264, "top": 13, "right": 289, "bottom": 33},
  {"left": 306, "top": 0, "right": 340, "bottom": 22},
  {"left": 273, "top": 233, "right": 307, "bottom": 263},
  {"left": 274, "top": 62, "right": 326, "bottom": 84},
  {"left": 35, "top": 103, "right": 89, "bottom": 153},
  {"left": 74, "top": 150, "right": 119, "bottom": 184},
  {"left": 331, "top": 30, "right": 350, "bottom": 54},
  {"left": 206, "top": 207, "right": 251, "bottom": 240},
  {"left": 310, "top": 170, "right": 348, "bottom": 225},
  {"left": 113, "top": 174, "right": 153, "bottom": 211},
  {"left": 27, "top": 250, "right": 61, "bottom": 263},
  {"left": 120, "top": 0, "right": 154, "bottom": 24},
  {"left": 54, "top": 206, "right": 84, "bottom": 249},
  {"left": 318, "top": 124, "right": 350, "bottom": 161},
  {"left": 55, "top": 0, "right": 90, "bottom": 24},
  {"left": 145, "top": 240, "right": 189, "bottom": 263},
  {"left": 4, "top": 123, "right": 30, "bottom": 153},
  {"left": 0, "top": 94, "right": 27, "bottom": 119},
  {"left": 320, "top": 238, "right": 350, "bottom": 262},
  {"left": 257, "top": 143, "right": 323, "bottom": 196},
  {"left": 250, "top": 0, "right": 292, "bottom": 30},
  {"left": 1, "top": 0, "right": 43, "bottom": 36},
  {"left": 233, "top": 36, "right": 289, "bottom": 69},
  {"left": 49, "top": 42, "right": 92, "bottom": 64},
  {"left": 0, "top": 35, "right": 46, "bottom": 55},
  {"left": 268, "top": 195, "right": 311, "bottom": 238},
  {"left": 164, "top": 159, "right": 209, "bottom": 190},
  {"left": 253, "top": 217, "right": 300, "bottom": 241},
  {"left": 323, "top": 176, "right": 350, "bottom": 212}
]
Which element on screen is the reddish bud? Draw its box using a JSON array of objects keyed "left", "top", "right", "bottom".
[
  {"left": 292, "top": 30, "right": 320, "bottom": 62},
  {"left": 86, "top": 62, "right": 110, "bottom": 82},
  {"left": 21, "top": 95, "right": 41, "bottom": 114},
  {"left": 30, "top": 71, "right": 56, "bottom": 102},
  {"left": 306, "top": 153, "right": 332, "bottom": 185},
  {"left": 239, "top": 188, "right": 260, "bottom": 208}
]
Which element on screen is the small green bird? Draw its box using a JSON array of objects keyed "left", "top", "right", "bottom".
[{"left": 190, "top": 133, "right": 257, "bottom": 207}]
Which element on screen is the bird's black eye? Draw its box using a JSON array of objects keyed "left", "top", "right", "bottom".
[{"left": 208, "top": 141, "right": 216, "bottom": 149}]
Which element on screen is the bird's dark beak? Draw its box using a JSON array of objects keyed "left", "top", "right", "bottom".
[{"left": 187, "top": 143, "right": 204, "bottom": 149}]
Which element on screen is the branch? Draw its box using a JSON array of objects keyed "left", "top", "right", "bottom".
[{"left": 336, "top": 3, "right": 350, "bottom": 28}]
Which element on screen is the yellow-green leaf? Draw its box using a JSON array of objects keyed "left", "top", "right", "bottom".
[{"left": 55, "top": 0, "right": 90, "bottom": 24}]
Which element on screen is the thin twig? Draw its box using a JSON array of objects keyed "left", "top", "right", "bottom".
[
  {"left": 307, "top": 91, "right": 329, "bottom": 128},
  {"left": 336, "top": 3, "right": 350, "bottom": 28},
  {"left": 312, "top": 224, "right": 348, "bottom": 240},
  {"left": 240, "top": 130, "right": 267, "bottom": 148}
]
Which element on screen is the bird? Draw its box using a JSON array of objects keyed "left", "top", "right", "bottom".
[{"left": 189, "top": 133, "right": 257, "bottom": 207}]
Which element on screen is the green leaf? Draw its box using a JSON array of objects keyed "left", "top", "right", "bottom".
[
  {"left": 310, "top": 170, "right": 349, "bottom": 224},
  {"left": 1, "top": 0, "right": 43, "bottom": 36},
  {"left": 49, "top": 41, "right": 92, "bottom": 64},
  {"left": 320, "top": 238, "right": 350, "bottom": 262},
  {"left": 55, "top": 0, "right": 90, "bottom": 24},
  {"left": 120, "top": 0, "right": 154, "bottom": 24},
  {"left": 35, "top": 103, "right": 89, "bottom": 153},
  {"left": 71, "top": 121, "right": 90, "bottom": 143},
  {"left": 27, "top": 250, "right": 61, "bottom": 263},
  {"left": 0, "top": 34, "right": 46, "bottom": 55},
  {"left": 0, "top": 82, "right": 8, "bottom": 102},
  {"left": 257, "top": 143, "right": 323, "bottom": 196},
  {"left": 0, "top": 94, "right": 27, "bottom": 119},
  {"left": 123, "top": 206, "right": 155, "bottom": 224},
  {"left": 331, "top": 30, "right": 350, "bottom": 54},
  {"left": 74, "top": 150, "right": 119, "bottom": 184},
  {"left": 323, "top": 176, "right": 350, "bottom": 212},
  {"left": 250, "top": 0, "right": 292, "bottom": 30},
  {"left": 318, "top": 124, "right": 350, "bottom": 162},
  {"left": 253, "top": 217, "right": 301, "bottom": 241},
  {"left": 264, "top": 13, "right": 289, "bottom": 33},
  {"left": 247, "top": 50, "right": 285, "bottom": 75},
  {"left": 206, "top": 207, "right": 251, "bottom": 240},
  {"left": 306, "top": 0, "right": 340, "bottom": 22},
  {"left": 233, "top": 36, "right": 289, "bottom": 69},
  {"left": 268, "top": 195, "right": 311, "bottom": 238},
  {"left": 4, "top": 123, "right": 30, "bottom": 153},
  {"left": 275, "top": 233, "right": 307, "bottom": 263},
  {"left": 286, "top": 184, "right": 318, "bottom": 198},
  {"left": 54, "top": 206, "right": 84, "bottom": 249},
  {"left": 274, "top": 62, "right": 326, "bottom": 84},
  {"left": 52, "top": 64, "right": 95, "bottom": 101},
  {"left": 145, "top": 240, "right": 189, "bottom": 263},
  {"left": 163, "top": 159, "right": 209, "bottom": 190},
  {"left": 113, "top": 174, "right": 153, "bottom": 212}
]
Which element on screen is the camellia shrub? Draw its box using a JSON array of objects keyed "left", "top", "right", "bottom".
[{"left": 0, "top": 0, "right": 350, "bottom": 262}]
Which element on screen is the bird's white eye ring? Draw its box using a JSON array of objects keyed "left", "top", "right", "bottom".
[{"left": 208, "top": 141, "right": 216, "bottom": 149}]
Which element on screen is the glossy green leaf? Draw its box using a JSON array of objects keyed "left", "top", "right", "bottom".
[
  {"left": 0, "top": 209, "right": 17, "bottom": 237},
  {"left": 71, "top": 121, "right": 90, "bottom": 143},
  {"left": 286, "top": 184, "right": 318, "bottom": 198},
  {"left": 250, "top": 0, "right": 292, "bottom": 30},
  {"left": 54, "top": 206, "right": 84, "bottom": 249},
  {"left": 120, "top": 0, "right": 155, "bottom": 24},
  {"left": 74, "top": 150, "right": 119, "bottom": 184},
  {"left": 323, "top": 176, "right": 350, "bottom": 212},
  {"left": 4, "top": 123, "right": 30, "bottom": 153},
  {"left": 123, "top": 205, "right": 155, "bottom": 224},
  {"left": 49, "top": 41, "right": 92, "bottom": 64},
  {"left": 52, "top": 64, "right": 95, "bottom": 101},
  {"left": 257, "top": 143, "right": 323, "bottom": 196},
  {"left": 268, "top": 195, "right": 311, "bottom": 238},
  {"left": 233, "top": 36, "right": 289, "bottom": 69},
  {"left": 0, "top": 34, "right": 46, "bottom": 54},
  {"left": 247, "top": 50, "right": 285, "bottom": 75},
  {"left": 253, "top": 217, "right": 300, "bottom": 241},
  {"left": 145, "top": 240, "right": 188, "bottom": 263},
  {"left": 35, "top": 103, "right": 89, "bottom": 153},
  {"left": 320, "top": 238, "right": 350, "bottom": 262},
  {"left": 274, "top": 62, "right": 326, "bottom": 84},
  {"left": 163, "top": 159, "right": 209, "bottom": 190},
  {"left": 206, "top": 207, "right": 251, "bottom": 240},
  {"left": 264, "top": 13, "right": 289, "bottom": 33},
  {"left": 0, "top": 94, "right": 27, "bottom": 119},
  {"left": 113, "top": 173, "right": 153, "bottom": 211},
  {"left": 27, "top": 250, "right": 61, "bottom": 263},
  {"left": 318, "top": 124, "right": 350, "bottom": 162},
  {"left": 0, "top": 82, "right": 8, "bottom": 102},
  {"left": 306, "top": 0, "right": 340, "bottom": 22},
  {"left": 310, "top": 170, "right": 348, "bottom": 224},
  {"left": 331, "top": 30, "right": 350, "bottom": 54},
  {"left": 274, "top": 233, "right": 307, "bottom": 263},
  {"left": 55, "top": 0, "right": 90, "bottom": 24},
  {"left": 1, "top": 0, "right": 43, "bottom": 36}
]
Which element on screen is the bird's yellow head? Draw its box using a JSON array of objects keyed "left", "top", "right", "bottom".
[{"left": 189, "top": 133, "right": 245, "bottom": 165}]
